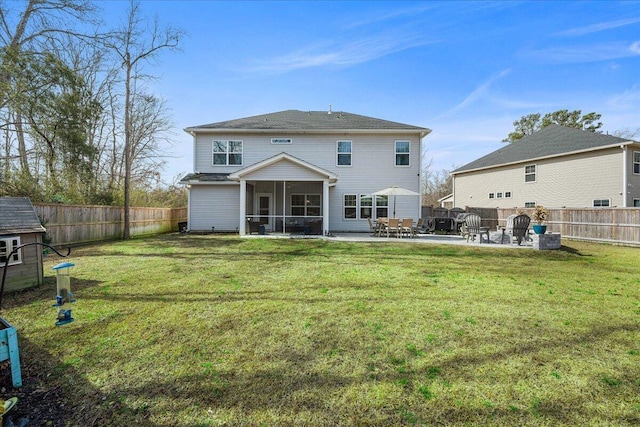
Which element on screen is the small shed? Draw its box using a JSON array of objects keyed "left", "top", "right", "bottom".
[{"left": 0, "top": 197, "right": 46, "bottom": 292}]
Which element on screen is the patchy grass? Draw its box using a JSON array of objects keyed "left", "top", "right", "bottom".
[{"left": 3, "top": 234, "right": 640, "bottom": 426}]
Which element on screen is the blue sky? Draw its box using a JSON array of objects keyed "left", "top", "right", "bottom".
[{"left": 102, "top": 1, "right": 640, "bottom": 184}]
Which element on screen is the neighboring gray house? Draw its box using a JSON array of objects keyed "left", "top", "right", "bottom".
[
  {"left": 0, "top": 197, "right": 46, "bottom": 291},
  {"left": 451, "top": 125, "right": 640, "bottom": 209},
  {"left": 180, "top": 109, "right": 431, "bottom": 234}
]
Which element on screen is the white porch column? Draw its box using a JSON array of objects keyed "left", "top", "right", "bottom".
[
  {"left": 323, "top": 180, "right": 330, "bottom": 235},
  {"left": 239, "top": 180, "right": 247, "bottom": 234}
]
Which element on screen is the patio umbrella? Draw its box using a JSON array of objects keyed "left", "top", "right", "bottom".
[{"left": 371, "top": 185, "right": 421, "bottom": 218}]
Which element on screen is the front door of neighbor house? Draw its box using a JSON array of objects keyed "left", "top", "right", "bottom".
[{"left": 256, "top": 194, "right": 272, "bottom": 230}]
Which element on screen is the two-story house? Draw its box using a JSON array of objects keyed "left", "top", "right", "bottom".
[
  {"left": 180, "top": 109, "right": 431, "bottom": 234},
  {"left": 451, "top": 125, "right": 640, "bottom": 208}
]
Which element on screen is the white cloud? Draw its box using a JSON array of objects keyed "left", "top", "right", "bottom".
[
  {"left": 433, "top": 69, "right": 511, "bottom": 120},
  {"left": 522, "top": 41, "right": 640, "bottom": 63},
  {"left": 607, "top": 85, "right": 640, "bottom": 110},
  {"left": 242, "top": 32, "right": 437, "bottom": 74},
  {"left": 555, "top": 17, "right": 640, "bottom": 37}
]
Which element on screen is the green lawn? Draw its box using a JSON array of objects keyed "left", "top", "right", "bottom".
[{"left": 4, "top": 234, "right": 640, "bottom": 426}]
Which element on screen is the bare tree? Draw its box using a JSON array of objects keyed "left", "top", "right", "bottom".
[{"left": 108, "top": 0, "right": 182, "bottom": 238}]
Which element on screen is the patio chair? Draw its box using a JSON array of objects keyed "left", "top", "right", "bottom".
[
  {"left": 401, "top": 218, "right": 415, "bottom": 238},
  {"left": 414, "top": 218, "right": 427, "bottom": 234},
  {"left": 386, "top": 218, "right": 401, "bottom": 238},
  {"left": 463, "top": 213, "right": 490, "bottom": 243},
  {"left": 367, "top": 218, "right": 382, "bottom": 236},
  {"left": 511, "top": 214, "right": 531, "bottom": 245}
]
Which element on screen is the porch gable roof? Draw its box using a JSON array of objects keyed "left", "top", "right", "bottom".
[{"left": 228, "top": 152, "right": 338, "bottom": 182}]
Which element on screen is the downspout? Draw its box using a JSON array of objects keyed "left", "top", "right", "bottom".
[{"left": 622, "top": 145, "right": 628, "bottom": 207}]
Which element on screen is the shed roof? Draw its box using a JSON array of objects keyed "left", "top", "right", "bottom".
[
  {"left": 0, "top": 197, "right": 46, "bottom": 234},
  {"left": 452, "top": 125, "right": 633, "bottom": 174},
  {"left": 185, "top": 109, "right": 430, "bottom": 135}
]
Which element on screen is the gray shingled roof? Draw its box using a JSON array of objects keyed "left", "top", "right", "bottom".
[
  {"left": 453, "top": 125, "right": 632, "bottom": 174},
  {"left": 179, "top": 173, "right": 231, "bottom": 183},
  {"left": 185, "top": 110, "right": 430, "bottom": 133},
  {"left": 0, "top": 197, "right": 46, "bottom": 234}
]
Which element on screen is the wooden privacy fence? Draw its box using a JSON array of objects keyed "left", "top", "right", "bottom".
[
  {"left": 34, "top": 203, "right": 187, "bottom": 246},
  {"left": 498, "top": 207, "right": 640, "bottom": 247}
]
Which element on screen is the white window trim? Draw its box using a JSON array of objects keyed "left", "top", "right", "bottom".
[
  {"left": 212, "top": 140, "right": 243, "bottom": 166},
  {"left": 488, "top": 193, "right": 495, "bottom": 199},
  {"left": 344, "top": 194, "right": 357, "bottom": 220},
  {"left": 0, "top": 236, "right": 22, "bottom": 266},
  {"left": 505, "top": 191, "right": 512, "bottom": 198},
  {"left": 524, "top": 202, "right": 536, "bottom": 208},
  {"left": 525, "top": 164, "right": 536, "bottom": 183},
  {"left": 375, "top": 195, "right": 389, "bottom": 219},
  {"left": 336, "top": 140, "right": 352, "bottom": 167},
  {"left": 394, "top": 140, "right": 411, "bottom": 167},
  {"left": 633, "top": 151, "right": 640, "bottom": 175}
]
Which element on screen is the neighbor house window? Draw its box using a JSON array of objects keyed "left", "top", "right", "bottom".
[
  {"left": 344, "top": 194, "right": 357, "bottom": 219},
  {"left": 524, "top": 202, "right": 536, "bottom": 208},
  {"left": 593, "top": 199, "right": 610, "bottom": 207},
  {"left": 497, "top": 192, "right": 503, "bottom": 199},
  {"left": 634, "top": 152, "right": 640, "bottom": 174},
  {"left": 488, "top": 193, "right": 495, "bottom": 199},
  {"left": 291, "top": 194, "right": 320, "bottom": 217},
  {"left": 212, "top": 140, "right": 243, "bottom": 165},
  {"left": 375, "top": 195, "right": 389, "bottom": 218},
  {"left": 337, "top": 140, "right": 352, "bottom": 166},
  {"left": 505, "top": 191, "right": 512, "bottom": 198},
  {"left": 525, "top": 164, "right": 536, "bottom": 182},
  {"left": 0, "top": 236, "right": 21, "bottom": 266},
  {"left": 360, "top": 195, "right": 372, "bottom": 219},
  {"left": 395, "top": 141, "right": 410, "bottom": 166},
  {"left": 634, "top": 198, "right": 640, "bottom": 207}
]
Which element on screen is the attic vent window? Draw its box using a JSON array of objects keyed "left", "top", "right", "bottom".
[{"left": 271, "top": 138, "right": 292, "bottom": 144}]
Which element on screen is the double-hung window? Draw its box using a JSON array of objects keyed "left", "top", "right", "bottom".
[
  {"left": 525, "top": 164, "right": 536, "bottom": 182},
  {"left": 0, "top": 236, "right": 21, "bottom": 266},
  {"left": 344, "top": 195, "right": 357, "bottom": 219},
  {"left": 213, "top": 140, "right": 243, "bottom": 165},
  {"left": 395, "top": 141, "right": 410, "bottom": 166},
  {"left": 360, "top": 195, "right": 372, "bottom": 219},
  {"left": 344, "top": 194, "right": 388, "bottom": 219},
  {"left": 337, "top": 141, "right": 352, "bottom": 166},
  {"left": 634, "top": 151, "right": 640, "bottom": 174},
  {"left": 375, "top": 195, "right": 388, "bottom": 218}
]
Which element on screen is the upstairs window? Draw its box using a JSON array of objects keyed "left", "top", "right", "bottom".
[
  {"left": 395, "top": 141, "right": 410, "bottom": 166},
  {"left": 213, "top": 140, "right": 243, "bottom": 166},
  {"left": 337, "top": 141, "right": 352, "bottom": 166},
  {"left": 634, "top": 151, "right": 640, "bottom": 174},
  {"left": 0, "top": 236, "right": 21, "bottom": 266},
  {"left": 525, "top": 164, "right": 536, "bottom": 182}
]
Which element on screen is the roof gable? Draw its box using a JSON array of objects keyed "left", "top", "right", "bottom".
[
  {"left": 0, "top": 197, "right": 46, "bottom": 234},
  {"left": 228, "top": 152, "right": 338, "bottom": 181},
  {"left": 185, "top": 110, "right": 430, "bottom": 135},
  {"left": 453, "top": 125, "right": 633, "bottom": 174}
]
